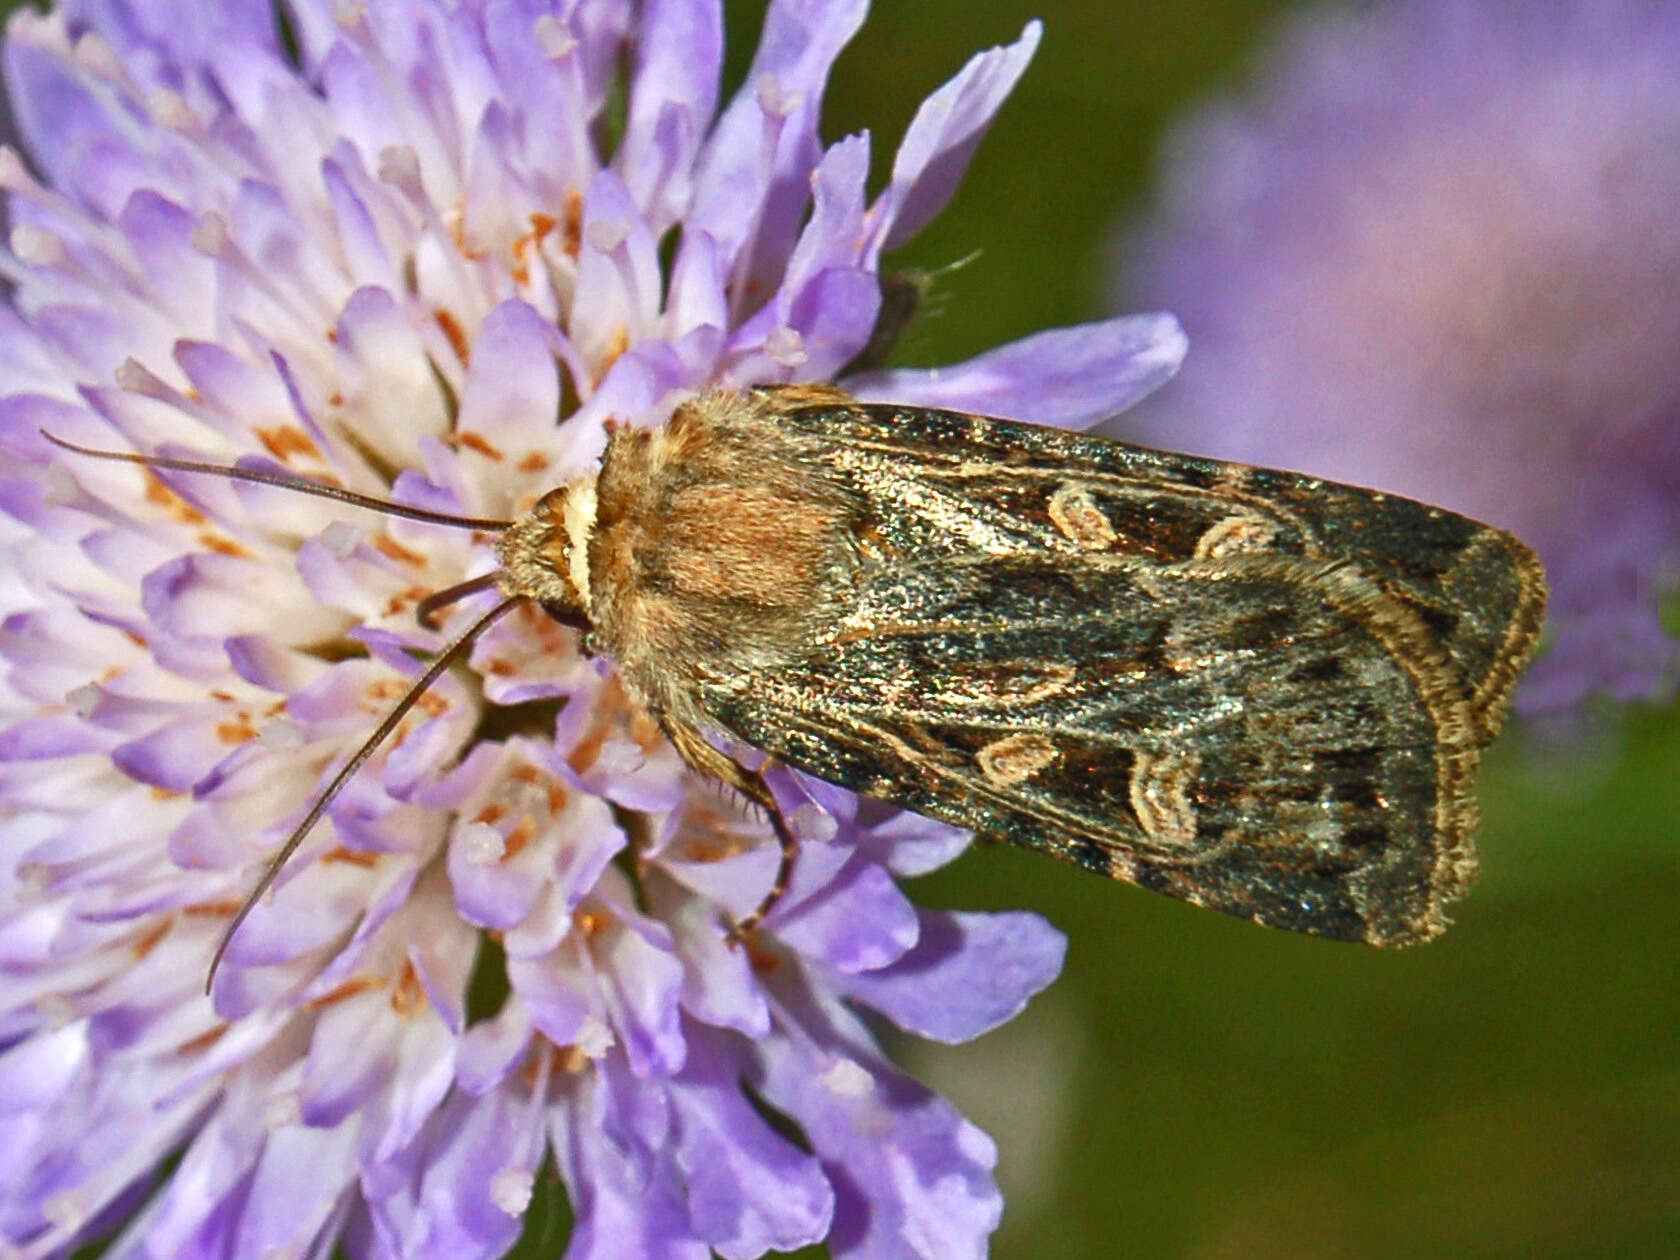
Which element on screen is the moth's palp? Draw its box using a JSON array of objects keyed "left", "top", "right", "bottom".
[{"left": 416, "top": 571, "right": 504, "bottom": 629}]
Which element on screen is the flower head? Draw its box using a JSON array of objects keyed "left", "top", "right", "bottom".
[
  {"left": 1120, "top": 0, "right": 1680, "bottom": 714},
  {"left": 0, "top": 2, "right": 1184, "bottom": 1256}
]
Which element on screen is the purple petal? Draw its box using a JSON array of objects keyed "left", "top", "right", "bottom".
[
  {"left": 725, "top": 134, "right": 879, "bottom": 379},
  {"left": 454, "top": 300, "right": 563, "bottom": 495},
  {"left": 111, "top": 717, "right": 232, "bottom": 793},
  {"left": 507, "top": 937, "right": 602, "bottom": 1046},
  {"left": 552, "top": 1069, "right": 711, "bottom": 1260},
  {"left": 0, "top": 714, "right": 114, "bottom": 761},
  {"left": 456, "top": 995, "right": 534, "bottom": 1096},
  {"left": 774, "top": 858, "right": 921, "bottom": 974},
  {"left": 874, "top": 22, "right": 1042, "bottom": 252},
  {"left": 597, "top": 917, "right": 687, "bottom": 1077},
  {"left": 573, "top": 168, "right": 666, "bottom": 364},
  {"left": 835, "top": 909, "right": 1065, "bottom": 1043},
  {"left": 376, "top": 1087, "right": 544, "bottom": 1258},
  {"left": 849, "top": 313, "right": 1189, "bottom": 429},
  {"left": 646, "top": 870, "right": 770, "bottom": 1039},
  {"left": 299, "top": 991, "right": 400, "bottom": 1127},
  {"left": 757, "top": 993, "right": 1002, "bottom": 1260},
  {"left": 671, "top": 1028, "right": 834, "bottom": 1257},
  {"left": 233, "top": 1118, "right": 359, "bottom": 1257},
  {"left": 619, "top": 0, "right": 724, "bottom": 233},
  {"left": 0, "top": 1023, "right": 88, "bottom": 1112},
  {"left": 687, "top": 0, "right": 869, "bottom": 284}
]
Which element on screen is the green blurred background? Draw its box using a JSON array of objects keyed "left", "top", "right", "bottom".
[
  {"left": 764, "top": 2, "right": 1680, "bottom": 1257},
  {"left": 7, "top": 0, "right": 1674, "bottom": 1256}
]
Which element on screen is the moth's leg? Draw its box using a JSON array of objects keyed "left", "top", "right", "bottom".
[{"left": 663, "top": 719, "right": 798, "bottom": 941}]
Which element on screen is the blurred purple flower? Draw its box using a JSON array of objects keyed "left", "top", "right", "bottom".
[
  {"left": 1120, "top": 0, "right": 1680, "bottom": 715},
  {"left": 0, "top": 2, "right": 1192, "bottom": 1256}
]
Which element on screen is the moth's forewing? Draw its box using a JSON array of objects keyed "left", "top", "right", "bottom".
[
  {"left": 768, "top": 399, "right": 1546, "bottom": 741},
  {"left": 700, "top": 394, "right": 1546, "bottom": 944}
]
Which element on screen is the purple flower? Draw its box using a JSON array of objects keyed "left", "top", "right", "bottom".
[
  {"left": 0, "top": 2, "right": 1184, "bottom": 1256},
  {"left": 1120, "top": 0, "right": 1680, "bottom": 715}
]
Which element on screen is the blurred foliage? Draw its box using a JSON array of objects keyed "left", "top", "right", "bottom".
[{"left": 793, "top": 4, "right": 1680, "bottom": 1258}]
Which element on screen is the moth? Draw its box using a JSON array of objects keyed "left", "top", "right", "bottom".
[{"left": 48, "top": 383, "right": 1546, "bottom": 984}]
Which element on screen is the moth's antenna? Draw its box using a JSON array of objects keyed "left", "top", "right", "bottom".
[
  {"left": 40, "top": 430, "right": 513, "bottom": 532},
  {"left": 206, "top": 595, "right": 523, "bottom": 992}
]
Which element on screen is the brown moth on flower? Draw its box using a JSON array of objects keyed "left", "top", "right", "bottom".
[{"left": 48, "top": 381, "right": 1546, "bottom": 982}]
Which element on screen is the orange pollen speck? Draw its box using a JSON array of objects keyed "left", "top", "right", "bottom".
[
  {"left": 384, "top": 585, "right": 431, "bottom": 616},
  {"left": 177, "top": 1023, "right": 229, "bottom": 1055},
  {"left": 255, "top": 426, "right": 323, "bottom": 462},
  {"left": 185, "top": 899, "right": 247, "bottom": 919},
  {"left": 197, "top": 533, "right": 254, "bottom": 559},
  {"left": 389, "top": 962, "right": 424, "bottom": 1016},
  {"left": 560, "top": 187, "right": 584, "bottom": 258},
  {"left": 304, "top": 976, "right": 382, "bottom": 1011},
  {"left": 132, "top": 919, "right": 170, "bottom": 960},
  {"left": 598, "top": 324, "right": 629, "bottom": 377},
  {"left": 503, "top": 816, "right": 537, "bottom": 859},
  {"left": 215, "top": 718, "right": 257, "bottom": 744},
  {"left": 473, "top": 803, "right": 509, "bottom": 825},
  {"left": 575, "top": 908, "right": 612, "bottom": 938},
  {"left": 321, "top": 847, "right": 379, "bottom": 868},
  {"left": 517, "top": 450, "right": 550, "bottom": 473},
  {"left": 145, "top": 473, "right": 207, "bottom": 524},
  {"left": 457, "top": 431, "right": 505, "bottom": 461},
  {"left": 435, "top": 308, "right": 470, "bottom": 364},
  {"left": 373, "top": 535, "right": 428, "bottom": 566},
  {"left": 747, "top": 940, "right": 781, "bottom": 975}
]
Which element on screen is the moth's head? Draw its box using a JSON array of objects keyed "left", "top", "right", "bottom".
[{"left": 495, "top": 474, "right": 598, "bottom": 616}]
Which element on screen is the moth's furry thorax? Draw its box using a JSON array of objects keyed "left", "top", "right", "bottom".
[{"left": 499, "top": 388, "right": 867, "bottom": 729}]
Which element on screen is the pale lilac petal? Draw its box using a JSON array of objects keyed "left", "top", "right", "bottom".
[
  {"left": 687, "top": 0, "right": 870, "bottom": 284},
  {"left": 299, "top": 990, "right": 400, "bottom": 1127},
  {"left": 646, "top": 870, "right": 770, "bottom": 1039},
  {"left": 850, "top": 313, "right": 1189, "bottom": 429},
  {"left": 454, "top": 300, "right": 564, "bottom": 501},
  {"left": 725, "top": 133, "right": 878, "bottom": 381},
  {"left": 672, "top": 1028, "right": 834, "bottom": 1257},
  {"left": 619, "top": 0, "right": 724, "bottom": 233},
  {"left": 597, "top": 915, "right": 687, "bottom": 1078},
  {"left": 552, "top": 1067, "right": 710, "bottom": 1260},
  {"left": 774, "top": 858, "right": 921, "bottom": 974},
  {"left": 573, "top": 169, "right": 666, "bottom": 369},
  {"left": 758, "top": 991, "right": 1002, "bottom": 1260},
  {"left": 456, "top": 996, "right": 535, "bottom": 1096},
  {"left": 873, "top": 22, "right": 1043, "bottom": 252},
  {"left": 835, "top": 910, "right": 1066, "bottom": 1043},
  {"left": 234, "top": 1119, "right": 359, "bottom": 1257}
]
